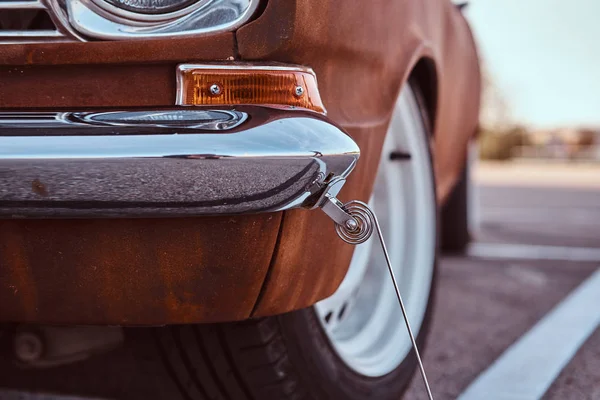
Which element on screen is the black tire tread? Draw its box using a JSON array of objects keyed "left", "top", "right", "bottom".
[
  {"left": 441, "top": 164, "right": 470, "bottom": 253},
  {"left": 152, "top": 317, "right": 310, "bottom": 400}
]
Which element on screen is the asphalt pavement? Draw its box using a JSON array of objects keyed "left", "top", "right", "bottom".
[
  {"left": 1, "top": 161, "right": 599, "bottom": 400},
  {"left": 404, "top": 161, "right": 600, "bottom": 400}
]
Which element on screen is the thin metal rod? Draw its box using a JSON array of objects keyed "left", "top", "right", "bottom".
[{"left": 372, "top": 212, "right": 434, "bottom": 400}]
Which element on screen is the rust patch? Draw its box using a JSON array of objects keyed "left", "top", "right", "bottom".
[
  {"left": 0, "top": 214, "right": 281, "bottom": 325},
  {"left": 0, "top": 222, "right": 39, "bottom": 319},
  {"left": 31, "top": 179, "right": 48, "bottom": 197},
  {"left": 26, "top": 50, "right": 34, "bottom": 65}
]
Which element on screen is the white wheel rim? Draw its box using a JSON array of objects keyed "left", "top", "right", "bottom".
[{"left": 315, "top": 85, "right": 436, "bottom": 377}]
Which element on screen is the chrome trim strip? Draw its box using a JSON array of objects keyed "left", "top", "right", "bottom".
[
  {"left": 0, "top": 109, "right": 247, "bottom": 131},
  {"left": 177, "top": 64, "right": 317, "bottom": 73},
  {"left": 0, "top": 0, "right": 78, "bottom": 43},
  {"left": 43, "top": 0, "right": 87, "bottom": 41},
  {"left": 0, "top": 30, "right": 65, "bottom": 38},
  {"left": 0, "top": 0, "right": 45, "bottom": 9},
  {"left": 0, "top": 107, "right": 359, "bottom": 218}
]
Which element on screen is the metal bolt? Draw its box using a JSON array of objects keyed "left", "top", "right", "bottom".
[
  {"left": 345, "top": 219, "right": 358, "bottom": 232},
  {"left": 209, "top": 84, "right": 222, "bottom": 96},
  {"left": 14, "top": 331, "right": 43, "bottom": 363},
  {"left": 295, "top": 86, "right": 305, "bottom": 97}
]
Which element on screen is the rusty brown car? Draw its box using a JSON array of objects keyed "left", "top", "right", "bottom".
[{"left": 0, "top": 0, "right": 480, "bottom": 398}]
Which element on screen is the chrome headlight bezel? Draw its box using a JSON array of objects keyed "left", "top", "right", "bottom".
[{"left": 47, "top": 0, "right": 259, "bottom": 40}]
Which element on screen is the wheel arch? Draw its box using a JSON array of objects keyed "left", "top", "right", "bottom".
[{"left": 408, "top": 57, "right": 439, "bottom": 135}]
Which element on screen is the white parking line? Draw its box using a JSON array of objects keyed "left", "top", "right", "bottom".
[
  {"left": 482, "top": 207, "right": 600, "bottom": 227},
  {"left": 467, "top": 242, "right": 600, "bottom": 263},
  {"left": 458, "top": 268, "right": 600, "bottom": 400}
]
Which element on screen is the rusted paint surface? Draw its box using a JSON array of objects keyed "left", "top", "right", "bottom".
[
  {"left": 0, "top": 214, "right": 281, "bottom": 325},
  {"left": 0, "top": 0, "right": 480, "bottom": 323},
  {"left": 0, "top": 64, "right": 176, "bottom": 108},
  {"left": 31, "top": 179, "right": 48, "bottom": 197},
  {"left": 0, "top": 34, "right": 235, "bottom": 65},
  {"left": 237, "top": 0, "right": 481, "bottom": 203},
  {"left": 0, "top": 228, "right": 38, "bottom": 318},
  {"left": 0, "top": 33, "right": 235, "bottom": 109},
  {"left": 238, "top": 0, "right": 481, "bottom": 316},
  {"left": 253, "top": 123, "right": 387, "bottom": 316}
]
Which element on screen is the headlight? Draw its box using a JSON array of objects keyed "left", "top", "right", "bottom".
[
  {"left": 56, "top": 0, "right": 259, "bottom": 40},
  {"left": 104, "top": 0, "right": 199, "bottom": 15}
]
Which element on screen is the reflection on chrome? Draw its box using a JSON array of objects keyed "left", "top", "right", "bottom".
[
  {"left": 0, "top": 106, "right": 360, "bottom": 218},
  {"left": 0, "top": 110, "right": 247, "bottom": 130},
  {"left": 101, "top": 0, "right": 201, "bottom": 15},
  {"left": 70, "top": 110, "right": 248, "bottom": 129},
  {"left": 64, "top": 0, "right": 259, "bottom": 40},
  {"left": 2, "top": 0, "right": 259, "bottom": 42}
]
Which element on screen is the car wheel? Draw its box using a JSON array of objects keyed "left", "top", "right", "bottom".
[
  {"left": 441, "top": 164, "right": 470, "bottom": 253},
  {"left": 441, "top": 141, "right": 478, "bottom": 254},
  {"left": 152, "top": 81, "right": 438, "bottom": 400}
]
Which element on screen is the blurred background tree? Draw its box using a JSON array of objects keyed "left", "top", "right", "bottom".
[
  {"left": 476, "top": 64, "right": 598, "bottom": 161},
  {"left": 478, "top": 67, "right": 531, "bottom": 160}
]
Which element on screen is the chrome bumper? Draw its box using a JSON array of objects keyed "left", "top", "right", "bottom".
[{"left": 0, "top": 107, "right": 359, "bottom": 218}]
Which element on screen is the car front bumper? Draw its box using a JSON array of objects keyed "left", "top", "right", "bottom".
[{"left": 0, "top": 106, "right": 359, "bottom": 219}]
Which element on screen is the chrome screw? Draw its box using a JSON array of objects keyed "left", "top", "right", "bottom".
[
  {"left": 14, "top": 331, "right": 44, "bottom": 363},
  {"left": 295, "top": 86, "right": 305, "bottom": 97},
  {"left": 209, "top": 84, "right": 222, "bottom": 96},
  {"left": 345, "top": 219, "right": 358, "bottom": 231}
]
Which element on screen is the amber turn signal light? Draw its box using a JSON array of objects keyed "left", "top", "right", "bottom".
[{"left": 177, "top": 64, "right": 326, "bottom": 114}]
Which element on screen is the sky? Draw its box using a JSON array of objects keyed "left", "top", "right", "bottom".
[{"left": 464, "top": 0, "right": 600, "bottom": 129}]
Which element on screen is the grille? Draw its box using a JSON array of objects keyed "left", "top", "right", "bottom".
[{"left": 0, "top": 0, "right": 76, "bottom": 43}]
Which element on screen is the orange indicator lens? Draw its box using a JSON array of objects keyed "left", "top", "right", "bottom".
[{"left": 177, "top": 66, "right": 326, "bottom": 114}]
